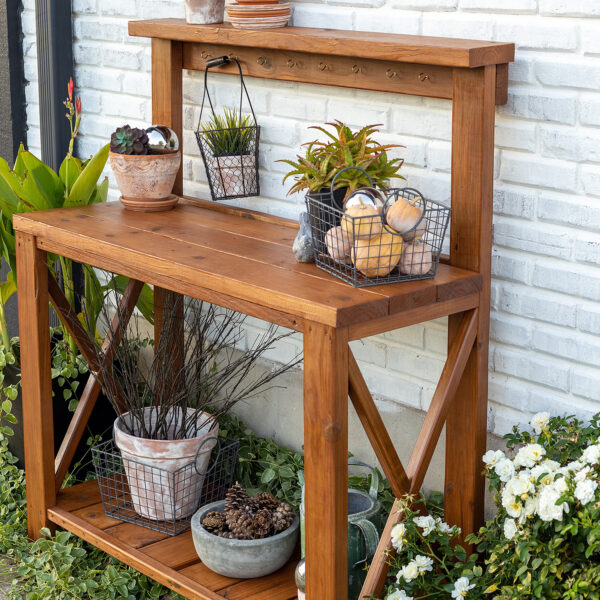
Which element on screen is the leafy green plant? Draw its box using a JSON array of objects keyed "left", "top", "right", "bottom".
[
  {"left": 200, "top": 108, "right": 254, "bottom": 157},
  {"left": 280, "top": 120, "right": 404, "bottom": 196}
]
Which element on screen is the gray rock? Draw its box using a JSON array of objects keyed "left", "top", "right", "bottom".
[
  {"left": 191, "top": 500, "right": 300, "bottom": 579},
  {"left": 293, "top": 212, "right": 315, "bottom": 263}
]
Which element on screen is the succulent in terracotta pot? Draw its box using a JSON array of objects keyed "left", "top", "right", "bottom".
[{"left": 109, "top": 124, "right": 181, "bottom": 212}]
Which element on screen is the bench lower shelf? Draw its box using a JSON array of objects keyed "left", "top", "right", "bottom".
[{"left": 48, "top": 480, "right": 299, "bottom": 600}]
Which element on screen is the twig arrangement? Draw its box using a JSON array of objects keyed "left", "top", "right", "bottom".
[{"left": 90, "top": 277, "right": 301, "bottom": 441}]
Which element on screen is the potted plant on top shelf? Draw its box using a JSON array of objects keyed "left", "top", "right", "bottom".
[
  {"left": 280, "top": 120, "right": 405, "bottom": 207},
  {"left": 109, "top": 124, "right": 181, "bottom": 213}
]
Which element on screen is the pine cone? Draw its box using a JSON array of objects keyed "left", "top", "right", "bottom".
[
  {"left": 253, "top": 508, "right": 274, "bottom": 539},
  {"left": 225, "top": 482, "right": 249, "bottom": 514},
  {"left": 201, "top": 511, "right": 227, "bottom": 535},
  {"left": 229, "top": 509, "right": 256, "bottom": 540},
  {"left": 256, "top": 492, "right": 280, "bottom": 511},
  {"left": 272, "top": 503, "right": 295, "bottom": 533}
]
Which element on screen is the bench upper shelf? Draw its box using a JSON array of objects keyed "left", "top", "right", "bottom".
[{"left": 128, "top": 19, "right": 514, "bottom": 68}]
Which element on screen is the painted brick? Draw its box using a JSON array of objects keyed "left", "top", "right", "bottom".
[
  {"left": 532, "top": 262, "right": 600, "bottom": 302},
  {"left": 102, "top": 47, "right": 143, "bottom": 71},
  {"left": 327, "top": 99, "right": 391, "bottom": 129},
  {"left": 532, "top": 327, "right": 600, "bottom": 367},
  {"left": 462, "top": 0, "right": 535, "bottom": 13},
  {"left": 392, "top": 0, "right": 456, "bottom": 9},
  {"left": 73, "top": 42, "right": 102, "bottom": 66},
  {"left": 571, "top": 367, "right": 600, "bottom": 402},
  {"left": 291, "top": 5, "right": 353, "bottom": 29},
  {"left": 393, "top": 107, "right": 452, "bottom": 141},
  {"left": 75, "top": 66, "right": 122, "bottom": 93},
  {"left": 538, "top": 195, "right": 600, "bottom": 232},
  {"left": 271, "top": 93, "right": 326, "bottom": 122},
  {"left": 578, "top": 305, "right": 600, "bottom": 336},
  {"left": 73, "top": 0, "right": 97, "bottom": 13},
  {"left": 541, "top": 126, "right": 600, "bottom": 163},
  {"left": 574, "top": 234, "right": 600, "bottom": 266},
  {"left": 579, "top": 95, "right": 600, "bottom": 127},
  {"left": 501, "top": 89, "right": 576, "bottom": 125},
  {"left": 387, "top": 347, "right": 445, "bottom": 384},
  {"left": 349, "top": 339, "right": 387, "bottom": 368},
  {"left": 582, "top": 25, "right": 600, "bottom": 55},
  {"left": 427, "top": 141, "right": 451, "bottom": 172},
  {"left": 540, "top": 0, "right": 600, "bottom": 17},
  {"left": 422, "top": 14, "right": 494, "bottom": 39},
  {"left": 494, "top": 17, "right": 577, "bottom": 50},
  {"left": 100, "top": 0, "right": 137, "bottom": 16},
  {"left": 495, "top": 119, "right": 536, "bottom": 152},
  {"left": 353, "top": 9, "right": 421, "bottom": 34},
  {"left": 535, "top": 59, "right": 600, "bottom": 91},
  {"left": 139, "top": 0, "right": 185, "bottom": 19},
  {"left": 78, "top": 19, "right": 127, "bottom": 43},
  {"left": 490, "top": 314, "right": 531, "bottom": 348},
  {"left": 491, "top": 249, "right": 530, "bottom": 283},
  {"left": 493, "top": 187, "right": 536, "bottom": 219},
  {"left": 581, "top": 166, "right": 600, "bottom": 198},
  {"left": 362, "top": 365, "right": 423, "bottom": 410},
  {"left": 500, "top": 153, "right": 577, "bottom": 192},
  {"left": 493, "top": 220, "right": 572, "bottom": 260},
  {"left": 379, "top": 325, "right": 426, "bottom": 349}
]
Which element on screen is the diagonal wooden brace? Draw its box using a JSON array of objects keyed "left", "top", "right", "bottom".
[
  {"left": 359, "top": 309, "right": 478, "bottom": 599},
  {"left": 51, "top": 276, "right": 144, "bottom": 491}
]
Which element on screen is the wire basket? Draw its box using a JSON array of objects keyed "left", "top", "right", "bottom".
[
  {"left": 92, "top": 436, "right": 239, "bottom": 536},
  {"left": 195, "top": 56, "right": 260, "bottom": 201},
  {"left": 306, "top": 168, "right": 450, "bottom": 288}
]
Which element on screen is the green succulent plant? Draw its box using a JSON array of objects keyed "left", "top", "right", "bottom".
[
  {"left": 200, "top": 108, "right": 255, "bottom": 157},
  {"left": 280, "top": 120, "right": 404, "bottom": 196},
  {"left": 110, "top": 125, "right": 149, "bottom": 155}
]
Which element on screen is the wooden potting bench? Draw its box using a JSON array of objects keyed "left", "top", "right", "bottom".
[{"left": 14, "top": 20, "right": 513, "bottom": 600}]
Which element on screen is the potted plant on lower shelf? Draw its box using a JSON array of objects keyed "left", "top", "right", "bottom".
[
  {"left": 109, "top": 124, "right": 181, "bottom": 212},
  {"left": 92, "top": 286, "right": 300, "bottom": 522}
]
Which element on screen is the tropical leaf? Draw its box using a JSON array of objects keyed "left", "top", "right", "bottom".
[
  {"left": 20, "top": 151, "right": 64, "bottom": 208},
  {"left": 59, "top": 155, "right": 83, "bottom": 191},
  {"left": 0, "top": 272, "right": 16, "bottom": 306},
  {"left": 65, "top": 144, "right": 109, "bottom": 207}
]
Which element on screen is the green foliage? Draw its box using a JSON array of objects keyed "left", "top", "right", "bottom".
[
  {"left": 280, "top": 120, "right": 404, "bottom": 195},
  {"left": 200, "top": 108, "right": 255, "bottom": 157},
  {"left": 110, "top": 125, "right": 149, "bottom": 156}
]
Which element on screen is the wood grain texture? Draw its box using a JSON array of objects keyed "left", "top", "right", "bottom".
[
  {"left": 129, "top": 20, "right": 515, "bottom": 68},
  {"left": 445, "top": 65, "right": 496, "bottom": 540},
  {"left": 16, "top": 232, "right": 54, "bottom": 539},
  {"left": 184, "top": 43, "right": 453, "bottom": 100},
  {"left": 348, "top": 351, "right": 410, "bottom": 497},
  {"left": 54, "top": 278, "right": 143, "bottom": 490},
  {"left": 303, "top": 322, "right": 349, "bottom": 600}
]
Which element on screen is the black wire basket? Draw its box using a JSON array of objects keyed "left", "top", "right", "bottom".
[
  {"left": 92, "top": 436, "right": 239, "bottom": 536},
  {"left": 195, "top": 56, "right": 260, "bottom": 201},
  {"left": 306, "top": 167, "right": 451, "bottom": 288}
]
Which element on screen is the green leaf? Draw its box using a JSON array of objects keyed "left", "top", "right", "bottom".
[
  {"left": 59, "top": 155, "right": 82, "bottom": 191},
  {"left": 0, "top": 273, "right": 16, "bottom": 306},
  {"left": 0, "top": 158, "right": 22, "bottom": 218},
  {"left": 65, "top": 144, "right": 109, "bottom": 207},
  {"left": 20, "top": 151, "right": 64, "bottom": 208},
  {"left": 261, "top": 468, "right": 276, "bottom": 484},
  {"left": 111, "top": 276, "right": 155, "bottom": 325}
]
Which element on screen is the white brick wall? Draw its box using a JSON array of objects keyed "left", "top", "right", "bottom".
[{"left": 20, "top": 0, "right": 600, "bottom": 437}]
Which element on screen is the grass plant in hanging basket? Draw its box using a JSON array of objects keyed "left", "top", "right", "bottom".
[{"left": 196, "top": 56, "right": 260, "bottom": 201}]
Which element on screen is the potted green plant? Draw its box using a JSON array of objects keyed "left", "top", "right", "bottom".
[
  {"left": 198, "top": 108, "right": 258, "bottom": 199},
  {"left": 109, "top": 124, "right": 181, "bottom": 212},
  {"left": 280, "top": 120, "right": 404, "bottom": 207},
  {"left": 93, "top": 286, "right": 300, "bottom": 522}
]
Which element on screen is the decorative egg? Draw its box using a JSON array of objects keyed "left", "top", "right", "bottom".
[
  {"left": 399, "top": 239, "right": 433, "bottom": 276},
  {"left": 341, "top": 200, "right": 383, "bottom": 239},
  {"left": 146, "top": 125, "right": 180, "bottom": 154},
  {"left": 351, "top": 232, "right": 404, "bottom": 278}
]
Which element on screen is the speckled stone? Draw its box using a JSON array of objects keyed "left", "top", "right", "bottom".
[{"left": 293, "top": 212, "right": 314, "bottom": 263}]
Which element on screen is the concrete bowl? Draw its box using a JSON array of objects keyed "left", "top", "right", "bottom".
[{"left": 191, "top": 500, "right": 299, "bottom": 579}]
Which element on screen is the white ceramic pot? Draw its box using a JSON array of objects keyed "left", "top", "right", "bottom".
[
  {"left": 114, "top": 407, "right": 218, "bottom": 521},
  {"left": 185, "top": 0, "right": 225, "bottom": 24}
]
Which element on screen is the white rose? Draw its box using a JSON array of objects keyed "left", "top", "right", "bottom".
[
  {"left": 413, "top": 515, "right": 436, "bottom": 536},
  {"left": 451, "top": 576, "right": 475, "bottom": 598},
  {"left": 541, "top": 459, "right": 560, "bottom": 472},
  {"left": 386, "top": 590, "right": 413, "bottom": 600},
  {"left": 398, "top": 561, "right": 419, "bottom": 583},
  {"left": 523, "top": 495, "right": 538, "bottom": 518},
  {"left": 495, "top": 458, "right": 516, "bottom": 482},
  {"left": 582, "top": 444, "right": 600, "bottom": 466},
  {"left": 503, "top": 517, "right": 518, "bottom": 540},
  {"left": 514, "top": 444, "right": 546, "bottom": 469},
  {"left": 505, "top": 499, "right": 523, "bottom": 519},
  {"left": 530, "top": 412, "right": 550, "bottom": 435},
  {"left": 566, "top": 460, "right": 584, "bottom": 473},
  {"left": 574, "top": 466, "right": 592, "bottom": 483},
  {"left": 530, "top": 465, "right": 553, "bottom": 487},
  {"left": 435, "top": 518, "right": 453, "bottom": 535},
  {"left": 505, "top": 473, "right": 534, "bottom": 498},
  {"left": 483, "top": 449, "right": 505, "bottom": 466},
  {"left": 413, "top": 555, "right": 433, "bottom": 573},
  {"left": 575, "top": 479, "right": 598, "bottom": 506},
  {"left": 537, "top": 484, "right": 569, "bottom": 522},
  {"left": 391, "top": 523, "right": 407, "bottom": 551},
  {"left": 554, "top": 477, "right": 568, "bottom": 495}
]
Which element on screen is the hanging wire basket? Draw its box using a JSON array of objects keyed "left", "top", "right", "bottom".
[
  {"left": 195, "top": 56, "right": 260, "bottom": 201},
  {"left": 92, "top": 436, "right": 239, "bottom": 536},
  {"left": 306, "top": 167, "right": 451, "bottom": 288}
]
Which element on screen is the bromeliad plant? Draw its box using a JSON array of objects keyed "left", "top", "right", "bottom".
[
  {"left": 200, "top": 108, "right": 255, "bottom": 157},
  {"left": 280, "top": 121, "right": 404, "bottom": 196}
]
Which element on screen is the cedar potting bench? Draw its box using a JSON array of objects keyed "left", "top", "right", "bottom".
[{"left": 14, "top": 20, "right": 513, "bottom": 600}]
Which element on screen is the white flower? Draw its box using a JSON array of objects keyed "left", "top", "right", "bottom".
[
  {"left": 523, "top": 495, "right": 539, "bottom": 519},
  {"left": 503, "top": 517, "right": 518, "bottom": 540},
  {"left": 505, "top": 499, "right": 523, "bottom": 518},
  {"left": 575, "top": 479, "right": 598, "bottom": 506},
  {"left": 397, "top": 561, "right": 419, "bottom": 583},
  {"left": 495, "top": 458, "right": 516, "bottom": 482},
  {"left": 566, "top": 460, "right": 584, "bottom": 473},
  {"left": 554, "top": 477, "right": 568, "bottom": 495},
  {"left": 505, "top": 473, "right": 534, "bottom": 498},
  {"left": 413, "top": 555, "right": 433, "bottom": 573},
  {"left": 530, "top": 412, "right": 550, "bottom": 435},
  {"left": 537, "top": 483, "right": 569, "bottom": 522},
  {"left": 390, "top": 523, "right": 407, "bottom": 551},
  {"left": 386, "top": 590, "right": 413, "bottom": 600},
  {"left": 435, "top": 517, "right": 453, "bottom": 534},
  {"left": 582, "top": 444, "right": 600, "bottom": 466},
  {"left": 574, "top": 466, "right": 592, "bottom": 483},
  {"left": 514, "top": 444, "right": 546, "bottom": 469},
  {"left": 483, "top": 449, "right": 505, "bottom": 466},
  {"left": 530, "top": 465, "right": 553, "bottom": 487},
  {"left": 451, "top": 577, "right": 475, "bottom": 598},
  {"left": 413, "top": 515, "right": 436, "bottom": 536},
  {"left": 541, "top": 459, "right": 560, "bottom": 472}
]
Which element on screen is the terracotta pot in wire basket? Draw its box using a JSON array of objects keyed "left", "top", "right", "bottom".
[
  {"left": 196, "top": 56, "right": 260, "bottom": 201},
  {"left": 305, "top": 167, "right": 451, "bottom": 288}
]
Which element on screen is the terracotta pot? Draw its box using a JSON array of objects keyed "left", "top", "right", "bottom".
[
  {"left": 114, "top": 407, "right": 218, "bottom": 521},
  {"left": 184, "top": 0, "right": 225, "bottom": 24},
  {"left": 211, "top": 153, "right": 257, "bottom": 198},
  {"left": 109, "top": 151, "right": 181, "bottom": 212}
]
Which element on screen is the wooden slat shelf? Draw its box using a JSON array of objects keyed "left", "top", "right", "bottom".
[
  {"left": 13, "top": 199, "right": 482, "bottom": 334},
  {"left": 48, "top": 481, "right": 298, "bottom": 600}
]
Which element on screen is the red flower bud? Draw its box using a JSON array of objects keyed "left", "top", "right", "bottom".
[
  {"left": 68, "top": 77, "right": 74, "bottom": 101},
  {"left": 75, "top": 96, "right": 81, "bottom": 115}
]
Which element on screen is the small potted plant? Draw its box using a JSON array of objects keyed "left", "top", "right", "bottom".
[
  {"left": 281, "top": 121, "right": 404, "bottom": 207},
  {"left": 197, "top": 108, "right": 259, "bottom": 200},
  {"left": 191, "top": 482, "right": 299, "bottom": 578},
  {"left": 109, "top": 124, "right": 181, "bottom": 212}
]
